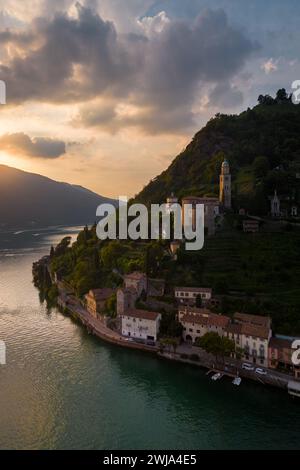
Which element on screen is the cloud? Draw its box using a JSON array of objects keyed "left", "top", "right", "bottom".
[
  {"left": 261, "top": 58, "right": 279, "bottom": 74},
  {"left": 137, "top": 11, "right": 170, "bottom": 36},
  {"left": 0, "top": 133, "right": 66, "bottom": 158},
  {"left": 0, "top": 5, "right": 259, "bottom": 134}
]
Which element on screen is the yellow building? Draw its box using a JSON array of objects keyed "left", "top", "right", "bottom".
[{"left": 85, "top": 288, "right": 114, "bottom": 319}]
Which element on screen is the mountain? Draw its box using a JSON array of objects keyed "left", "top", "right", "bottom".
[
  {"left": 136, "top": 90, "right": 300, "bottom": 215},
  {"left": 0, "top": 165, "right": 116, "bottom": 230}
]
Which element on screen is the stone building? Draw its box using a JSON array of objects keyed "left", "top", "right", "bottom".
[
  {"left": 181, "top": 196, "right": 219, "bottom": 236},
  {"left": 85, "top": 288, "right": 114, "bottom": 319},
  {"left": 116, "top": 287, "right": 137, "bottom": 316}
]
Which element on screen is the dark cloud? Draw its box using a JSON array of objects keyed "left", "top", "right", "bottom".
[
  {"left": 0, "top": 133, "right": 66, "bottom": 158},
  {"left": 0, "top": 4, "right": 259, "bottom": 133}
]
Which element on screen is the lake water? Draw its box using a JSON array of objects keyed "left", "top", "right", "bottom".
[{"left": 0, "top": 226, "right": 299, "bottom": 450}]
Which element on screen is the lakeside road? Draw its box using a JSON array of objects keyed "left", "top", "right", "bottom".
[
  {"left": 57, "top": 287, "right": 294, "bottom": 395},
  {"left": 58, "top": 287, "right": 159, "bottom": 354}
]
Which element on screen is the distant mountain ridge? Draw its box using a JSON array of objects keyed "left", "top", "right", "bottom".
[{"left": 0, "top": 164, "right": 116, "bottom": 229}]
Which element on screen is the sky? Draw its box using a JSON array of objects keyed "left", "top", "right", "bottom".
[{"left": 0, "top": 0, "right": 299, "bottom": 198}]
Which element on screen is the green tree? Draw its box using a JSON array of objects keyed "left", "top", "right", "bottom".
[
  {"left": 253, "top": 156, "right": 270, "bottom": 179},
  {"left": 196, "top": 332, "right": 235, "bottom": 363}
]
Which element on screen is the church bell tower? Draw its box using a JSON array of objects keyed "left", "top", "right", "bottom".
[{"left": 219, "top": 159, "right": 231, "bottom": 209}]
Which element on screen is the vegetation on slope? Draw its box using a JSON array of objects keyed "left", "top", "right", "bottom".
[{"left": 136, "top": 89, "right": 300, "bottom": 215}]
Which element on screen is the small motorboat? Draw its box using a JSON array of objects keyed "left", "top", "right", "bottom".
[
  {"left": 211, "top": 373, "right": 221, "bottom": 381},
  {"left": 232, "top": 377, "right": 242, "bottom": 386}
]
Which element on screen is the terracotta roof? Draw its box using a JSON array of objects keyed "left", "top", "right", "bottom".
[
  {"left": 269, "top": 337, "right": 293, "bottom": 350},
  {"left": 234, "top": 312, "right": 271, "bottom": 329},
  {"left": 239, "top": 323, "right": 270, "bottom": 340},
  {"left": 225, "top": 323, "right": 243, "bottom": 335},
  {"left": 175, "top": 286, "right": 212, "bottom": 294},
  {"left": 180, "top": 312, "right": 230, "bottom": 328},
  {"left": 124, "top": 308, "right": 160, "bottom": 321}
]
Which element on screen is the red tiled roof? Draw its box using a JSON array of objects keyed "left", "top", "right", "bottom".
[
  {"left": 239, "top": 323, "right": 270, "bottom": 340},
  {"left": 234, "top": 312, "right": 271, "bottom": 329},
  {"left": 225, "top": 323, "right": 243, "bottom": 335},
  {"left": 180, "top": 312, "right": 230, "bottom": 328},
  {"left": 125, "top": 308, "right": 160, "bottom": 321}
]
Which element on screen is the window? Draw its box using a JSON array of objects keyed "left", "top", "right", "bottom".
[
  {"left": 189, "top": 328, "right": 193, "bottom": 333},
  {"left": 259, "top": 345, "right": 265, "bottom": 359},
  {"left": 197, "top": 330, "right": 200, "bottom": 334}
]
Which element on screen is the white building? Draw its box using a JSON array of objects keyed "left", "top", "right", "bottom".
[
  {"left": 121, "top": 308, "right": 161, "bottom": 342},
  {"left": 225, "top": 313, "right": 272, "bottom": 367},
  {"left": 178, "top": 306, "right": 230, "bottom": 343},
  {"left": 175, "top": 286, "right": 212, "bottom": 305}
]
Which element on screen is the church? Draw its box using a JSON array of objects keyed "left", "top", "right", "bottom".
[{"left": 168, "top": 159, "right": 232, "bottom": 236}]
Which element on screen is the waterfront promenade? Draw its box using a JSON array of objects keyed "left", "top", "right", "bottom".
[{"left": 57, "top": 286, "right": 293, "bottom": 393}]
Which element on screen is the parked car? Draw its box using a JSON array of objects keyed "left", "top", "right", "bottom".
[
  {"left": 242, "top": 363, "right": 255, "bottom": 371},
  {"left": 255, "top": 368, "right": 267, "bottom": 376}
]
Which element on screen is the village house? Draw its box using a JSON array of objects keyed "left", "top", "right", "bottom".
[
  {"left": 178, "top": 306, "right": 230, "bottom": 343},
  {"left": 116, "top": 287, "right": 137, "bottom": 315},
  {"left": 225, "top": 313, "right": 272, "bottom": 367},
  {"left": 175, "top": 286, "right": 212, "bottom": 306},
  {"left": 121, "top": 308, "right": 161, "bottom": 342},
  {"left": 268, "top": 336, "right": 300, "bottom": 379},
  {"left": 124, "top": 271, "right": 147, "bottom": 297},
  {"left": 85, "top": 288, "right": 114, "bottom": 319},
  {"left": 181, "top": 196, "right": 219, "bottom": 236}
]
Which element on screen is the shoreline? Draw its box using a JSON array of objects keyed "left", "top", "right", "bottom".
[{"left": 59, "top": 293, "right": 291, "bottom": 395}]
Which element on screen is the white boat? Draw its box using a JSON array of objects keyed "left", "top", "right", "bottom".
[
  {"left": 232, "top": 377, "right": 242, "bottom": 386},
  {"left": 211, "top": 373, "right": 221, "bottom": 381}
]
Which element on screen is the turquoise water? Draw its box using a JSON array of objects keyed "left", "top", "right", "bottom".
[{"left": 0, "top": 227, "right": 299, "bottom": 450}]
